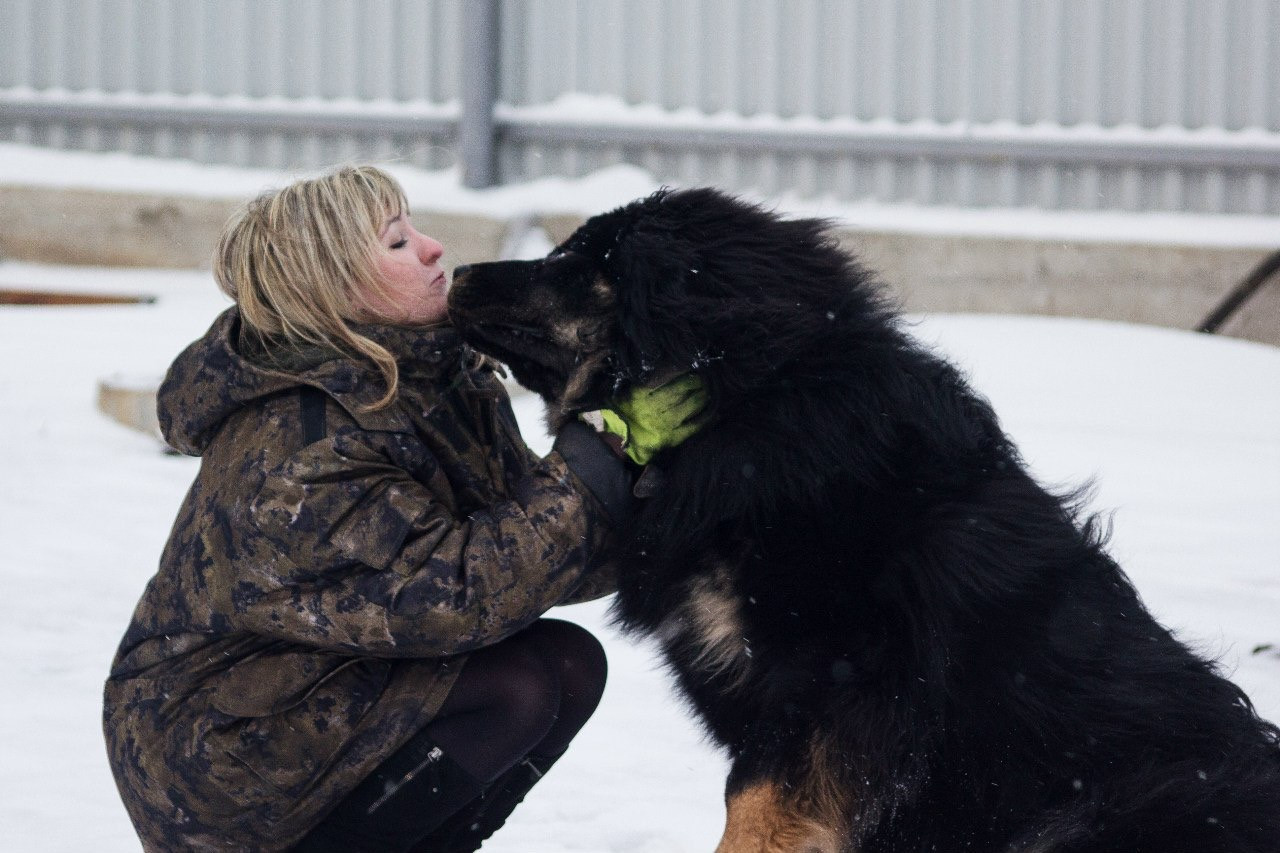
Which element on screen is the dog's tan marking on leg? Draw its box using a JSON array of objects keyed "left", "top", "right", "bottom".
[
  {"left": 685, "top": 571, "right": 750, "bottom": 677},
  {"left": 716, "top": 781, "right": 842, "bottom": 853}
]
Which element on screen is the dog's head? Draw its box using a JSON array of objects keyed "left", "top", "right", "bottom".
[
  {"left": 446, "top": 244, "right": 622, "bottom": 426},
  {"left": 448, "top": 187, "right": 878, "bottom": 427}
]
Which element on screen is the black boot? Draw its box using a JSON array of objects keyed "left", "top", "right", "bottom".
[
  {"left": 410, "top": 751, "right": 561, "bottom": 853},
  {"left": 293, "top": 733, "right": 486, "bottom": 853}
]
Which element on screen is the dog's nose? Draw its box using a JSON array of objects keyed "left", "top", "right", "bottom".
[{"left": 452, "top": 264, "right": 471, "bottom": 281}]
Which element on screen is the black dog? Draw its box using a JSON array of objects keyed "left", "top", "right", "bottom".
[{"left": 448, "top": 188, "right": 1280, "bottom": 852}]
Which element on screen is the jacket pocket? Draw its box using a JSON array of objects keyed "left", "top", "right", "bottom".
[{"left": 206, "top": 651, "right": 391, "bottom": 802}]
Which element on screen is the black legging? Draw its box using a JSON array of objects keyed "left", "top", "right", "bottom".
[
  {"left": 427, "top": 617, "right": 608, "bottom": 782},
  {"left": 295, "top": 618, "right": 607, "bottom": 850}
]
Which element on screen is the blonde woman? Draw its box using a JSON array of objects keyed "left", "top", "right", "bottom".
[{"left": 103, "top": 166, "right": 635, "bottom": 852}]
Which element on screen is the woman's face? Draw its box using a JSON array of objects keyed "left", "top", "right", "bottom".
[{"left": 363, "top": 209, "right": 449, "bottom": 325}]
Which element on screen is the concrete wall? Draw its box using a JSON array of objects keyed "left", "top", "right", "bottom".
[
  {"left": 844, "top": 232, "right": 1269, "bottom": 333},
  {"left": 3, "top": 185, "right": 1275, "bottom": 346},
  {"left": 539, "top": 211, "right": 1279, "bottom": 346},
  {"left": 0, "top": 186, "right": 513, "bottom": 272}
]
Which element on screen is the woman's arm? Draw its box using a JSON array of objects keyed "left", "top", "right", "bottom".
[{"left": 230, "top": 423, "right": 623, "bottom": 656}]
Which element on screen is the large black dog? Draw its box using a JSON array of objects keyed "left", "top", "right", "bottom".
[{"left": 448, "top": 188, "right": 1280, "bottom": 852}]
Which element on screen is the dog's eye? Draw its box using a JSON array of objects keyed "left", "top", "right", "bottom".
[{"left": 547, "top": 247, "right": 586, "bottom": 263}]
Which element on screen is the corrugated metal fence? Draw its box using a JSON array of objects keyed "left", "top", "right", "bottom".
[{"left": 2, "top": 0, "right": 1278, "bottom": 214}]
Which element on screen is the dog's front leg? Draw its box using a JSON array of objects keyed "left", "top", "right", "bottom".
[{"left": 715, "top": 778, "right": 842, "bottom": 853}]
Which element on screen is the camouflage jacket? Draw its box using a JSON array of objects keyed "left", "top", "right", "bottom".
[{"left": 103, "top": 307, "right": 616, "bottom": 851}]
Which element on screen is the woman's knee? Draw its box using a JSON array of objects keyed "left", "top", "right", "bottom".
[
  {"left": 426, "top": 638, "right": 562, "bottom": 782},
  {"left": 430, "top": 620, "right": 607, "bottom": 769},
  {"left": 521, "top": 620, "right": 607, "bottom": 748},
  {"left": 527, "top": 619, "right": 607, "bottom": 701},
  {"left": 492, "top": 645, "right": 562, "bottom": 737},
  {"left": 445, "top": 637, "right": 561, "bottom": 735}
]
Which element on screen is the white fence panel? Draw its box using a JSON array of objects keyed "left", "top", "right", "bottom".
[
  {"left": 1, "top": 0, "right": 1277, "bottom": 214},
  {"left": 0, "top": 0, "right": 463, "bottom": 170},
  {"left": 494, "top": 0, "right": 1280, "bottom": 214}
]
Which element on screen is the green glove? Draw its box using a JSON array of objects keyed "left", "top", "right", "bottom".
[{"left": 595, "top": 374, "right": 707, "bottom": 465}]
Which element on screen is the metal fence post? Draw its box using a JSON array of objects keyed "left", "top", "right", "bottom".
[{"left": 460, "top": 0, "right": 501, "bottom": 189}]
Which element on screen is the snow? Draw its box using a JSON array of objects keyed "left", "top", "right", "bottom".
[
  {"left": 1, "top": 145, "right": 1278, "bottom": 851},
  {"left": 2, "top": 258, "right": 1278, "bottom": 852},
  {"left": 0, "top": 140, "right": 659, "bottom": 220}
]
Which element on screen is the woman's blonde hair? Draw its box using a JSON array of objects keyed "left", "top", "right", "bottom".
[{"left": 213, "top": 164, "right": 411, "bottom": 410}]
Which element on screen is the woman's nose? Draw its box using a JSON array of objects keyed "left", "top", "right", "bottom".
[{"left": 418, "top": 233, "right": 444, "bottom": 263}]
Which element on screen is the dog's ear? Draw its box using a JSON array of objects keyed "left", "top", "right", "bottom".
[{"left": 609, "top": 228, "right": 701, "bottom": 384}]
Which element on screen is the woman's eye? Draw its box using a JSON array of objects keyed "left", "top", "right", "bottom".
[{"left": 389, "top": 238, "right": 407, "bottom": 250}]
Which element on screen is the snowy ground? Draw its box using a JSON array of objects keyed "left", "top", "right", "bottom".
[
  {"left": 1, "top": 161, "right": 1279, "bottom": 849},
  {"left": 2, "top": 258, "right": 1277, "bottom": 852}
]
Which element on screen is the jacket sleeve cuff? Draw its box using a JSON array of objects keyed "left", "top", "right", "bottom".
[{"left": 552, "top": 420, "right": 636, "bottom": 527}]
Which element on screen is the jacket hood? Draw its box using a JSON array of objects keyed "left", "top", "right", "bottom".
[{"left": 158, "top": 307, "right": 469, "bottom": 455}]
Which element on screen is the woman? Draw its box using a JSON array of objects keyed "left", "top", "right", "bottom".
[{"left": 103, "top": 166, "right": 638, "bottom": 852}]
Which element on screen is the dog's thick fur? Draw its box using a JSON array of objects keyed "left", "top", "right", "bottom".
[{"left": 448, "top": 188, "right": 1280, "bottom": 852}]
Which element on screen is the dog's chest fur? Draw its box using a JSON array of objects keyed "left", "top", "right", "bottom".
[{"left": 653, "top": 564, "right": 754, "bottom": 689}]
